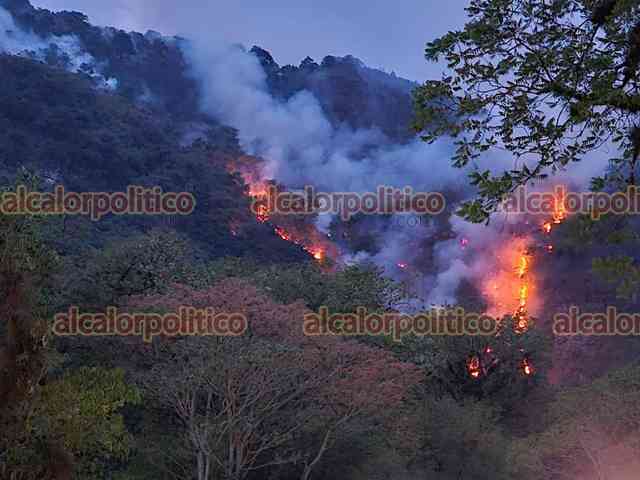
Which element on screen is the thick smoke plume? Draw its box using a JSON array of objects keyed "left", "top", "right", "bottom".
[{"left": 183, "top": 40, "right": 612, "bottom": 309}]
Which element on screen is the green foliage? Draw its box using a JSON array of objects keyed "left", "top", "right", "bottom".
[
  {"left": 399, "top": 314, "right": 551, "bottom": 407},
  {"left": 510, "top": 364, "right": 640, "bottom": 479},
  {"left": 593, "top": 255, "right": 640, "bottom": 299},
  {"left": 554, "top": 212, "right": 637, "bottom": 253},
  {"left": 0, "top": 170, "right": 61, "bottom": 295},
  {"left": 414, "top": 0, "right": 640, "bottom": 222},
  {"left": 202, "top": 257, "right": 404, "bottom": 313},
  {"left": 0, "top": 55, "right": 307, "bottom": 265},
  {"left": 59, "top": 229, "right": 196, "bottom": 309},
  {"left": 322, "top": 264, "right": 404, "bottom": 313},
  {"left": 33, "top": 367, "right": 142, "bottom": 479},
  {"left": 0, "top": 173, "right": 63, "bottom": 480},
  {"left": 419, "top": 396, "right": 511, "bottom": 480}
]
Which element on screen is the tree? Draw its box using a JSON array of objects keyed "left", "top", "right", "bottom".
[
  {"left": 414, "top": 0, "right": 640, "bottom": 222},
  {"left": 33, "top": 367, "right": 142, "bottom": 480},
  {"left": 144, "top": 337, "right": 317, "bottom": 480},
  {"left": 415, "top": 396, "right": 511, "bottom": 480},
  {"left": 0, "top": 174, "right": 64, "bottom": 480},
  {"left": 60, "top": 228, "right": 194, "bottom": 309},
  {"left": 202, "top": 257, "right": 404, "bottom": 314},
  {"left": 509, "top": 364, "right": 640, "bottom": 479},
  {"left": 129, "top": 279, "right": 421, "bottom": 480}
]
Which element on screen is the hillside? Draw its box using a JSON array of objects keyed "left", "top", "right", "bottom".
[{"left": 1, "top": 0, "right": 417, "bottom": 141}]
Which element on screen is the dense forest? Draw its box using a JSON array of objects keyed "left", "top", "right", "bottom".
[{"left": 3, "top": 0, "right": 640, "bottom": 479}]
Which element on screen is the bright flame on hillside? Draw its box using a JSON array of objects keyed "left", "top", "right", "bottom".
[
  {"left": 468, "top": 187, "right": 573, "bottom": 379},
  {"left": 483, "top": 237, "right": 536, "bottom": 321},
  {"left": 542, "top": 185, "right": 568, "bottom": 234},
  {"left": 468, "top": 355, "right": 482, "bottom": 379},
  {"left": 228, "top": 156, "right": 335, "bottom": 264},
  {"left": 522, "top": 357, "right": 534, "bottom": 376},
  {"left": 517, "top": 255, "right": 528, "bottom": 278}
]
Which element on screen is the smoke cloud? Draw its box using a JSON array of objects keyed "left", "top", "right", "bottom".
[
  {"left": 0, "top": 7, "right": 118, "bottom": 89},
  {"left": 183, "top": 39, "right": 610, "bottom": 310}
]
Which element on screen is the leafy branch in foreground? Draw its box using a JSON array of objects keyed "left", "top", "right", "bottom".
[{"left": 414, "top": 0, "right": 640, "bottom": 222}]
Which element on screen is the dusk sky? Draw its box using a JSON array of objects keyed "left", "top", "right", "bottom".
[{"left": 31, "top": 0, "right": 470, "bottom": 81}]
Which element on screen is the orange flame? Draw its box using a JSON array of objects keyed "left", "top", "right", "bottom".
[
  {"left": 517, "top": 255, "right": 528, "bottom": 278},
  {"left": 308, "top": 247, "right": 325, "bottom": 261},
  {"left": 553, "top": 191, "right": 567, "bottom": 224},
  {"left": 522, "top": 357, "right": 534, "bottom": 376},
  {"left": 228, "top": 156, "right": 336, "bottom": 264},
  {"left": 275, "top": 227, "right": 291, "bottom": 242},
  {"left": 514, "top": 252, "right": 531, "bottom": 332},
  {"left": 483, "top": 238, "right": 537, "bottom": 319},
  {"left": 541, "top": 185, "right": 568, "bottom": 234},
  {"left": 519, "top": 284, "right": 528, "bottom": 307},
  {"left": 468, "top": 355, "right": 482, "bottom": 379}
]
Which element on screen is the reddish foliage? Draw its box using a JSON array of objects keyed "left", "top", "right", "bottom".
[{"left": 128, "top": 278, "right": 421, "bottom": 418}]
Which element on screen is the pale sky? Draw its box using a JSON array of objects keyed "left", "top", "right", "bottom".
[{"left": 31, "top": 0, "right": 470, "bottom": 81}]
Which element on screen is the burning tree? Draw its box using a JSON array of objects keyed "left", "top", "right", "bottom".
[{"left": 408, "top": 317, "right": 549, "bottom": 405}]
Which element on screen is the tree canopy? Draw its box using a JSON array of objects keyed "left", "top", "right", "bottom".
[{"left": 414, "top": 0, "right": 640, "bottom": 222}]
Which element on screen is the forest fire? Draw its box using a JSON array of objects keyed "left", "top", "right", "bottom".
[
  {"left": 542, "top": 185, "right": 568, "bottom": 234},
  {"left": 514, "top": 254, "right": 530, "bottom": 333},
  {"left": 228, "top": 156, "right": 336, "bottom": 264},
  {"left": 521, "top": 357, "right": 534, "bottom": 376},
  {"left": 467, "top": 355, "right": 482, "bottom": 379},
  {"left": 484, "top": 186, "right": 570, "bottom": 319},
  {"left": 469, "top": 186, "right": 572, "bottom": 379},
  {"left": 482, "top": 237, "right": 537, "bottom": 322}
]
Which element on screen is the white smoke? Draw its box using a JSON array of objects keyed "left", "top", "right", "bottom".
[
  {"left": 0, "top": 7, "right": 118, "bottom": 90},
  {"left": 184, "top": 42, "right": 473, "bottom": 193},
  {"left": 0, "top": 6, "right": 45, "bottom": 53},
  {"left": 183, "top": 39, "right": 611, "bottom": 309}
]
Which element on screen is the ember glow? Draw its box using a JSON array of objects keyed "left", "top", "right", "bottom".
[
  {"left": 275, "top": 227, "right": 291, "bottom": 242},
  {"left": 517, "top": 255, "right": 529, "bottom": 278},
  {"left": 522, "top": 357, "right": 534, "bottom": 376},
  {"left": 228, "top": 156, "right": 336, "bottom": 264},
  {"left": 483, "top": 237, "right": 537, "bottom": 321},
  {"left": 514, "top": 254, "right": 531, "bottom": 333},
  {"left": 483, "top": 186, "right": 570, "bottom": 321},
  {"left": 467, "top": 355, "right": 482, "bottom": 379},
  {"left": 552, "top": 190, "right": 567, "bottom": 224},
  {"left": 541, "top": 185, "right": 568, "bottom": 234},
  {"left": 469, "top": 187, "right": 573, "bottom": 379}
]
